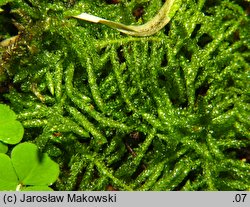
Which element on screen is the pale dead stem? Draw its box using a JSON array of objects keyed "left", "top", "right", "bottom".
[{"left": 72, "top": 0, "right": 181, "bottom": 36}]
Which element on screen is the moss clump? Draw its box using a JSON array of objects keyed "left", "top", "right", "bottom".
[{"left": 0, "top": 0, "right": 249, "bottom": 190}]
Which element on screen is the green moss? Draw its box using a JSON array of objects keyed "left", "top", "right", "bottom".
[{"left": 0, "top": 0, "right": 249, "bottom": 190}]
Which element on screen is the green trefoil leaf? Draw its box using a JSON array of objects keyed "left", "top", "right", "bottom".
[{"left": 0, "top": 104, "right": 24, "bottom": 145}]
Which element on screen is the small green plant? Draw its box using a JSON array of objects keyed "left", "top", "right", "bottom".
[
  {"left": 0, "top": 142, "right": 59, "bottom": 191},
  {"left": 0, "top": 104, "right": 59, "bottom": 191},
  {"left": 0, "top": 104, "right": 24, "bottom": 153}
]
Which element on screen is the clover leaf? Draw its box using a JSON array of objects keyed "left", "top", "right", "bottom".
[
  {"left": 0, "top": 141, "right": 8, "bottom": 153},
  {"left": 0, "top": 142, "right": 59, "bottom": 191},
  {"left": 0, "top": 104, "right": 24, "bottom": 145},
  {"left": 0, "top": 153, "right": 19, "bottom": 190}
]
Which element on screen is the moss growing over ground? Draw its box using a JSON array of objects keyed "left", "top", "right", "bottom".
[{"left": 0, "top": 0, "right": 249, "bottom": 190}]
